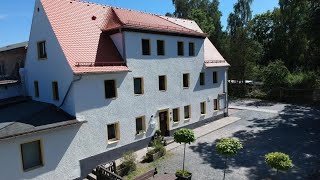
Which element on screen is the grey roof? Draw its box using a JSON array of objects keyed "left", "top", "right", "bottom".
[
  {"left": 0, "top": 41, "right": 28, "bottom": 52},
  {"left": 0, "top": 99, "right": 82, "bottom": 140}
]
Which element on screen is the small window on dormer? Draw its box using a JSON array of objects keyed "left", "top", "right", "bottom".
[
  {"left": 189, "top": 42, "right": 195, "bottom": 56},
  {"left": 142, "top": 39, "right": 150, "bottom": 55},
  {"left": 37, "top": 41, "right": 47, "bottom": 59},
  {"left": 177, "top": 41, "right": 184, "bottom": 56}
]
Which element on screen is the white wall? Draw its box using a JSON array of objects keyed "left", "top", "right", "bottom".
[
  {"left": 110, "top": 33, "right": 124, "bottom": 58},
  {"left": 0, "top": 83, "right": 22, "bottom": 99},
  {"left": 24, "top": 0, "right": 75, "bottom": 115},
  {"left": 0, "top": 125, "right": 87, "bottom": 180},
  {"left": 72, "top": 31, "right": 228, "bottom": 154}
]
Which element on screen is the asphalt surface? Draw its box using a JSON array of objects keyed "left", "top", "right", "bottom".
[{"left": 155, "top": 99, "right": 320, "bottom": 180}]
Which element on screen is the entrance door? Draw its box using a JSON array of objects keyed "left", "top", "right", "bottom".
[{"left": 159, "top": 110, "right": 169, "bottom": 136}]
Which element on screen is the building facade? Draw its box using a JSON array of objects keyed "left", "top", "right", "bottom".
[{"left": 0, "top": 0, "right": 229, "bottom": 179}]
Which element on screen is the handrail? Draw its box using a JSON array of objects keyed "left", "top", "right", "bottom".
[
  {"left": 75, "top": 62, "right": 126, "bottom": 67},
  {"left": 96, "top": 165, "right": 123, "bottom": 180}
]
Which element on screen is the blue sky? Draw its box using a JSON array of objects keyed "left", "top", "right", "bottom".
[{"left": 0, "top": 0, "right": 278, "bottom": 47}]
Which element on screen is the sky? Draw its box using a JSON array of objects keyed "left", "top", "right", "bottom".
[{"left": 0, "top": 0, "right": 279, "bottom": 47}]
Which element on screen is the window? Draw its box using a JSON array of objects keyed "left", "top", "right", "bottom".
[
  {"left": 157, "top": 40, "right": 165, "bottom": 56},
  {"left": 107, "top": 122, "right": 120, "bottom": 142},
  {"left": 200, "top": 72, "right": 205, "bottom": 86},
  {"left": 134, "top": 78, "right": 144, "bottom": 95},
  {"left": 37, "top": 41, "right": 47, "bottom": 59},
  {"left": 142, "top": 39, "right": 150, "bottom": 55},
  {"left": 213, "top": 71, "right": 218, "bottom": 83},
  {"left": 214, "top": 99, "right": 219, "bottom": 110},
  {"left": 200, "top": 102, "right": 206, "bottom": 115},
  {"left": 184, "top": 105, "right": 190, "bottom": 119},
  {"left": 34, "top": 81, "right": 39, "bottom": 97},
  {"left": 52, "top": 81, "right": 59, "bottom": 101},
  {"left": 135, "top": 116, "right": 146, "bottom": 135},
  {"left": 104, "top": 80, "right": 117, "bottom": 99},
  {"left": 20, "top": 140, "right": 43, "bottom": 171},
  {"left": 172, "top": 108, "right": 180, "bottom": 122},
  {"left": 159, "top": 75, "right": 167, "bottom": 91},
  {"left": 177, "top": 41, "right": 184, "bottom": 56},
  {"left": 0, "top": 63, "right": 5, "bottom": 76},
  {"left": 183, "top": 73, "right": 189, "bottom": 88},
  {"left": 189, "top": 42, "right": 195, "bottom": 56}
]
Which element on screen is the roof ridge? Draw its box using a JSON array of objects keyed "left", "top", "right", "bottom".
[
  {"left": 158, "top": 15, "right": 201, "bottom": 33},
  {"left": 161, "top": 15, "right": 195, "bottom": 22}
]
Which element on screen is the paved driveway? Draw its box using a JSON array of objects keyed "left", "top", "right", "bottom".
[{"left": 155, "top": 100, "right": 320, "bottom": 180}]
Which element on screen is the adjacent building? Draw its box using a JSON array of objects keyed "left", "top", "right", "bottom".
[{"left": 0, "top": 0, "right": 229, "bottom": 179}]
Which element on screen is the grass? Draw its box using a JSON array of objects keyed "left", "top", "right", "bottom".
[{"left": 123, "top": 152, "right": 173, "bottom": 180}]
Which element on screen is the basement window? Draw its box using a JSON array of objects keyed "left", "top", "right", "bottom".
[
  {"left": 37, "top": 41, "right": 47, "bottom": 59},
  {"left": 20, "top": 140, "right": 43, "bottom": 171}
]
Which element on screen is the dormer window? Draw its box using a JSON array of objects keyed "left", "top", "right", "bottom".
[
  {"left": 37, "top": 41, "right": 47, "bottom": 59},
  {"left": 177, "top": 41, "right": 184, "bottom": 56},
  {"left": 142, "top": 39, "right": 151, "bottom": 55}
]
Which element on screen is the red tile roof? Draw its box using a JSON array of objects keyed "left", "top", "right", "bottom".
[{"left": 40, "top": 0, "right": 206, "bottom": 74}]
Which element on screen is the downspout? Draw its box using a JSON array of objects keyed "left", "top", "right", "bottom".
[{"left": 58, "top": 74, "right": 82, "bottom": 109}]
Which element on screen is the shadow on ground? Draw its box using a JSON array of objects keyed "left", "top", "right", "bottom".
[{"left": 190, "top": 103, "right": 320, "bottom": 180}]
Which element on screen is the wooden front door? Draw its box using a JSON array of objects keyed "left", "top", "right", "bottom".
[{"left": 159, "top": 110, "right": 169, "bottom": 136}]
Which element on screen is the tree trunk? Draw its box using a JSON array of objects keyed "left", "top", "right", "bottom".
[
  {"left": 183, "top": 143, "right": 186, "bottom": 172},
  {"left": 223, "top": 157, "right": 228, "bottom": 180}
]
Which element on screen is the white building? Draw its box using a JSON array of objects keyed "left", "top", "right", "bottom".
[{"left": 0, "top": 0, "right": 229, "bottom": 179}]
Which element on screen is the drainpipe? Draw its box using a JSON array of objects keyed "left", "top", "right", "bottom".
[{"left": 58, "top": 74, "right": 82, "bottom": 109}]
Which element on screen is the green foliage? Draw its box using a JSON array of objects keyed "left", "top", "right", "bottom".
[
  {"left": 287, "top": 72, "right": 318, "bottom": 89},
  {"left": 265, "top": 152, "right": 293, "bottom": 171},
  {"left": 173, "top": 128, "right": 196, "bottom": 144},
  {"left": 215, "top": 138, "right": 243, "bottom": 157},
  {"left": 147, "top": 139, "right": 166, "bottom": 156},
  {"left": 121, "top": 151, "right": 137, "bottom": 172},
  {"left": 190, "top": 9, "right": 215, "bottom": 35},
  {"left": 262, "top": 60, "right": 290, "bottom": 90},
  {"left": 175, "top": 169, "right": 191, "bottom": 177}
]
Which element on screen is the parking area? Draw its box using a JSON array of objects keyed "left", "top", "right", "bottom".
[{"left": 154, "top": 100, "right": 320, "bottom": 180}]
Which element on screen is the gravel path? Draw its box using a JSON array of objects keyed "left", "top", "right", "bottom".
[{"left": 154, "top": 100, "right": 320, "bottom": 180}]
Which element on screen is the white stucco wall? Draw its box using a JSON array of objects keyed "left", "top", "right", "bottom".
[
  {"left": 24, "top": 0, "right": 75, "bottom": 115},
  {"left": 0, "top": 125, "right": 88, "bottom": 180},
  {"left": 72, "top": 31, "right": 228, "bottom": 154},
  {"left": 0, "top": 83, "right": 22, "bottom": 100}
]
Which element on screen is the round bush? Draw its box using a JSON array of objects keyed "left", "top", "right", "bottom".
[
  {"left": 173, "top": 128, "right": 196, "bottom": 144},
  {"left": 215, "top": 138, "right": 243, "bottom": 156},
  {"left": 265, "top": 152, "right": 293, "bottom": 171}
]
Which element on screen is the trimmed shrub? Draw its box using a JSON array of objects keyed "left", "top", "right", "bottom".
[{"left": 265, "top": 152, "right": 293, "bottom": 173}]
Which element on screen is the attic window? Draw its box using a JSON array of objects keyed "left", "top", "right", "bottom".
[
  {"left": 91, "top": 16, "right": 97, "bottom": 20},
  {"left": 37, "top": 7, "right": 40, "bottom": 12},
  {"left": 37, "top": 41, "right": 47, "bottom": 59}
]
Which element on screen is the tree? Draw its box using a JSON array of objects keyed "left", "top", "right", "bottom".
[
  {"left": 173, "top": 128, "right": 196, "bottom": 177},
  {"left": 216, "top": 138, "right": 243, "bottom": 180},
  {"left": 262, "top": 60, "right": 290, "bottom": 90},
  {"left": 265, "top": 152, "right": 293, "bottom": 176}
]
